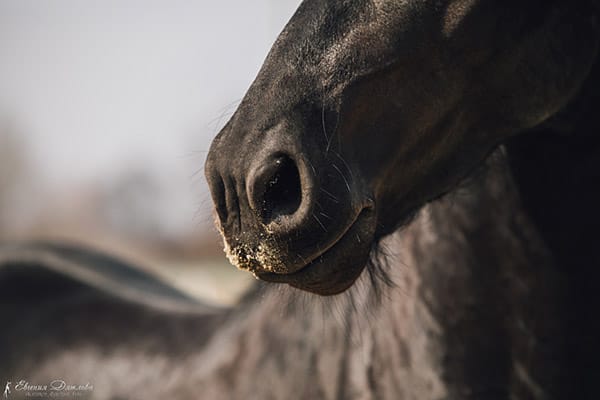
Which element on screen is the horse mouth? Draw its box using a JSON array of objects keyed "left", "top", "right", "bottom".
[{"left": 255, "top": 207, "right": 376, "bottom": 295}]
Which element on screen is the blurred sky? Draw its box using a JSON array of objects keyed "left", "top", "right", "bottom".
[{"left": 0, "top": 0, "right": 301, "bottom": 232}]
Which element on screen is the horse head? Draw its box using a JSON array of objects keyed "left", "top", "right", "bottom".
[{"left": 205, "top": 0, "right": 599, "bottom": 295}]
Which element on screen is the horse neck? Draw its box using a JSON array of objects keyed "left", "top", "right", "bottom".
[
  {"left": 503, "top": 50, "right": 600, "bottom": 398},
  {"left": 402, "top": 154, "right": 567, "bottom": 399}
]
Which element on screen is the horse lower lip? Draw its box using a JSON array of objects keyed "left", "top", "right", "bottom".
[
  {"left": 256, "top": 207, "right": 371, "bottom": 283},
  {"left": 271, "top": 220, "right": 357, "bottom": 276}
]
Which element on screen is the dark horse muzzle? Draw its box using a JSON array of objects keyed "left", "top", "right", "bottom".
[{"left": 205, "top": 113, "right": 378, "bottom": 295}]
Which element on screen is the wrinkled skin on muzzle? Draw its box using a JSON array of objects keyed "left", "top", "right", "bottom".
[{"left": 205, "top": 0, "right": 599, "bottom": 295}]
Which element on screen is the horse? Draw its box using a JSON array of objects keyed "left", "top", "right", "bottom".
[{"left": 2, "top": 0, "right": 600, "bottom": 398}]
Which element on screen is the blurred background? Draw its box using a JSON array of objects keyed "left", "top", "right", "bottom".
[{"left": 0, "top": 0, "right": 301, "bottom": 305}]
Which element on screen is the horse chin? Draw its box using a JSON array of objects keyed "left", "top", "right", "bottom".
[{"left": 256, "top": 207, "right": 376, "bottom": 296}]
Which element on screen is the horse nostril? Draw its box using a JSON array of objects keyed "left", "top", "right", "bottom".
[{"left": 253, "top": 155, "right": 302, "bottom": 223}]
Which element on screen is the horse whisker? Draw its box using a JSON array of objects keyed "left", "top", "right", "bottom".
[
  {"left": 332, "top": 164, "right": 351, "bottom": 193},
  {"left": 320, "top": 188, "right": 340, "bottom": 203},
  {"left": 333, "top": 151, "right": 355, "bottom": 180},
  {"left": 319, "top": 212, "right": 333, "bottom": 220},
  {"left": 323, "top": 105, "right": 332, "bottom": 152},
  {"left": 313, "top": 213, "right": 328, "bottom": 232}
]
